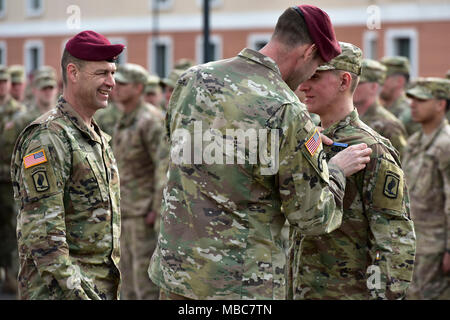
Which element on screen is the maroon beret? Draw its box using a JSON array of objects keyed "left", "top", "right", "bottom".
[
  {"left": 294, "top": 5, "right": 341, "bottom": 62},
  {"left": 65, "top": 30, "right": 125, "bottom": 62}
]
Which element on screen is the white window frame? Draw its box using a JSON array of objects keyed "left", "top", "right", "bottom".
[
  {"left": 0, "top": 0, "right": 7, "bottom": 19},
  {"left": 363, "top": 31, "right": 379, "bottom": 60},
  {"left": 148, "top": 36, "right": 173, "bottom": 78},
  {"left": 247, "top": 33, "right": 271, "bottom": 51},
  {"left": 196, "top": 34, "right": 222, "bottom": 64},
  {"left": 24, "top": 39, "right": 44, "bottom": 75},
  {"left": 196, "top": 0, "right": 223, "bottom": 9},
  {"left": 385, "top": 28, "right": 419, "bottom": 78},
  {"left": 149, "top": 0, "right": 174, "bottom": 11},
  {"left": 0, "top": 41, "right": 6, "bottom": 66},
  {"left": 108, "top": 37, "right": 128, "bottom": 65},
  {"left": 25, "top": 0, "right": 44, "bottom": 17}
]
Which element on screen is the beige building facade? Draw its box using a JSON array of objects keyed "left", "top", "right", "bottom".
[{"left": 0, "top": 0, "right": 449, "bottom": 81}]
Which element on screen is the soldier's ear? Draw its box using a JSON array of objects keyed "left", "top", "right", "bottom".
[
  {"left": 339, "top": 72, "right": 352, "bottom": 92},
  {"left": 67, "top": 63, "right": 79, "bottom": 83}
]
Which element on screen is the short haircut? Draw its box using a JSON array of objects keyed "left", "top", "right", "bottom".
[
  {"left": 333, "top": 70, "right": 360, "bottom": 94},
  {"left": 272, "top": 7, "right": 313, "bottom": 48},
  {"left": 61, "top": 49, "right": 86, "bottom": 85}
]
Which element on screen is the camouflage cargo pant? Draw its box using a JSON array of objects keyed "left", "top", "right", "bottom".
[
  {"left": 407, "top": 252, "right": 450, "bottom": 300},
  {"left": 120, "top": 216, "right": 159, "bottom": 300}
]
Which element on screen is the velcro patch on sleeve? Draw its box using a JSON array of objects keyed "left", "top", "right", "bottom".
[
  {"left": 23, "top": 149, "right": 47, "bottom": 169},
  {"left": 304, "top": 128, "right": 321, "bottom": 156}
]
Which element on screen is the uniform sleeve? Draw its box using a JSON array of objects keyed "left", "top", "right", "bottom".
[
  {"left": 277, "top": 105, "right": 345, "bottom": 235},
  {"left": 11, "top": 126, "right": 101, "bottom": 300},
  {"left": 141, "top": 117, "right": 169, "bottom": 214},
  {"left": 387, "top": 122, "right": 407, "bottom": 159},
  {"left": 363, "top": 149, "right": 416, "bottom": 300}
]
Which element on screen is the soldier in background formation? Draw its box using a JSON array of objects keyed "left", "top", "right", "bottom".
[
  {"left": 144, "top": 74, "right": 165, "bottom": 111},
  {"left": 353, "top": 59, "right": 408, "bottom": 158},
  {"left": 403, "top": 78, "right": 450, "bottom": 300},
  {"left": 294, "top": 42, "right": 415, "bottom": 299},
  {"left": 10, "top": 31, "right": 124, "bottom": 299},
  {"left": 380, "top": 56, "right": 421, "bottom": 137},
  {"left": 0, "top": 65, "right": 26, "bottom": 296},
  {"left": 113, "top": 63, "right": 168, "bottom": 300},
  {"left": 8, "top": 65, "right": 27, "bottom": 104},
  {"left": 161, "top": 59, "right": 195, "bottom": 112}
]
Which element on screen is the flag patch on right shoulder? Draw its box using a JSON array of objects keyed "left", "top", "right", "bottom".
[
  {"left": 305, "top": 129, "right": 321, "bottom": 156},
  {"left": 23, "top": 149, "right": 47, "bottom": 169}
]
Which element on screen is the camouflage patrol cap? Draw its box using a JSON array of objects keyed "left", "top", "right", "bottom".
[
  {"left": 33, "top": 72, "right": 57, "bottom": 89},
  {"left": 0, "top": 65, "right": 10, "bottom": 81},
  {"left": 406, "top": 77, "right": 450, "bottom": 100},
  {"left": 162, "top": 68, "right": 185, "bottom": 88},
  {"left": 33, "top": 66, "right": 57, "bottom": 79},
  {"left": 114, "top": 63, "right": 149, "bottom": 84},
  {"left": 380, "top": 56, "right": 410, "bottom": 77},
  {"left": 174, "top": 58, "right": 195, "bottom": 71},
  {"left": 359, "top": 59, "right": 387, "bottom": 84},
  {"left": 8, "top": 65, "right": 26, "bottom": 83},
  {"left": 145, "top": 74, "right": 162, "bottom": 94},
  {"left": 316, "top": 42, "right": 362, "bottom": 75}
]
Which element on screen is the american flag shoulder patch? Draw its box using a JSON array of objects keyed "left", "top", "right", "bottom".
[
  {"left": 304, "top": 129, "right": 321, "bottom": 156},
  {"left": 23, "top": 149, "right": 48, "bottom": 169}
]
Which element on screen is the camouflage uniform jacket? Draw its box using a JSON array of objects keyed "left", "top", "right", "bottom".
[
  {"left": 403, "top": 119, "right": 450, "bottom": 255},
  {"left": 291, "top": 109, "right": 415, "bottom": 300},
  {"left": 113, "top": 100, "right": 168, "bottom": 218},
  {"left": 0, "top": 95, "right": 26, "bottom": 181},
  {"left": 94, "top": 101, "right": 123, "bottom": 138},
  {"left": 10, "top": 97, "right": 121, "bottom": 300},
  {"left": 148, "top": 48, "right": 347, "bottom": 300},
  {"left": 360, "top": 100, "right": 407, "bottom": 157}
]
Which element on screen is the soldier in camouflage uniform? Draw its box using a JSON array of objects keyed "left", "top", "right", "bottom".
[
  {"left": 354, "top": 59, "right": 408, "bottom": 158},
  {"left": 113, "top": 63, "right": 168, "bottom": 300},
  {"left": 294, "top": 42, "right": 415, "bottom": 300},
  {"left": 8, "top": 65, "right": 27, "bottom": 104},
  {"left": 380, "top": 56, "right": 421, "bottom": 136},
  {"left": 144, "top": 74, "right": 165, "bottom": 112},
  {"left": 10, "top": 31, "right": 124, "bottom": 299},
  {"left": 0, "top": 65, "right": 26, "bottom": 295},
  {"left": 403, "top": 77, "right": 450, "bottom": 300},
  {"left": 148, "top": 5, "right": 373, "bottom": 300}
]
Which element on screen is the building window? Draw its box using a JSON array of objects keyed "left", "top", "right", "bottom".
[
  {"left": 150, "top": 0, "right": 174, "bottom": 11},
  {"left": 363, "top": 31, "right": 378, "bottom": 60},
  {"left": 26, "top": 0, "right": 44, "bottom": 17},
  {"left": 196, "top": 0, "right": 223, "bottom": 9},
  {"left": 24, "top": 40, "right": 44, "bottom": 75},
  {"left": 385, "top": 28, "right": 418, "bottom": 78},
  {"left": 0, "top": 0, "right": 7, "bottom": 19},
  {"left": 0, "top": 41, "right": 6, "bottom": 65},
  {"left": 196, "top": 35, "right": 222, "bottom": 64},
  {"left": 149, "top": 37, "right": 173, "bottom": 78},
  {"left": 248, "top": 33, "right": 271, "bottom": 51},
  {"left": 108, "top": 37, "right": 128, "bottom": 65}
]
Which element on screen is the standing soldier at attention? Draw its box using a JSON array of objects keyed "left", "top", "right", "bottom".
[
  {"left": 113, "top": 63, "right": 168, "bottom": 300},
  {"left": 148, "top": 5, "right": 373, "bottom": 300},
  {"left": 10, "top": 31, "right": 124, "bottom": 300},
  {"left": 379, "top": 56, "right": 420, "bottom": 136},
  {"left": 0, "top": 65, "right": 26, "bottom": 295},
  {"left": 294, "top": 42, "right": 415, "bottom": 300},
  {"left": 403, "top": 77, "right": 450, "bottom": 300},
  {"left": 354, "top": 59, "right": 408, "bottom": 158}
]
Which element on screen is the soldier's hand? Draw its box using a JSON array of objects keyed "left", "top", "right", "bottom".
[
  {"left": 328, "top": 143, "right": 372, "bottom": 177},
  {"left": 442, "top": 252, "right": 450, "bottom": 274},
  {"left": 318, "top": 126, "right": 333, "bottom": 146},
  {"left": 145, "top": 211, "right": 157, "bottom": 227}
]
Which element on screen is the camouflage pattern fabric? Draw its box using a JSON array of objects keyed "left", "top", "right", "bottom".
[
  {"left": 290, "top": 109, "right": 415, "bottom": 300},
  {"left": 360, "top": 100, "right": 407, "bottom": 158},
  {"left": 148, "top": 48, "right": 347, "bottom": 300},
  {"left": 403, "top": 119, "right": 450, "bottom": 300},
  {"left": 10, "top": 97, "right": 121, "bottom": 299},
  {"left": 94, "top": 101, "right": 123, "bottom": 138},
  {"left": 113, "top": 100, "right": 168, "bottom": 300},
  {"left": 390, "top": 94, "right": 421, "bottom": 137}
]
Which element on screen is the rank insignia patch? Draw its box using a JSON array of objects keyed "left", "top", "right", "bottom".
[
  {"left": 24, "top": 149, "right": 47, "bottom": 168},
  {"left": 383, "top": 172, "right": 400, "bottom": 199},
  {"left": 32, "top": 171, "right": 49, "bottom": 192},
  {"left": 305, "top": 129, "right": 321, "bottom": 156}
]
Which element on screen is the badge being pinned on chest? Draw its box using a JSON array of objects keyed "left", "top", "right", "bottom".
[{"left": 383, "top": 171, "right": 400, "bottom": 199}]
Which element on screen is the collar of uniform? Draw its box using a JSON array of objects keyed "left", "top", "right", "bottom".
[
  {"left": 323, "top": 108, "right": 359, "bottom": 137},
  {"left": 238, "top": 48, "right": 281, "bottom": 76},
  {"left": 57, "top": 96, "right": 103, "bottom": 144}
]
